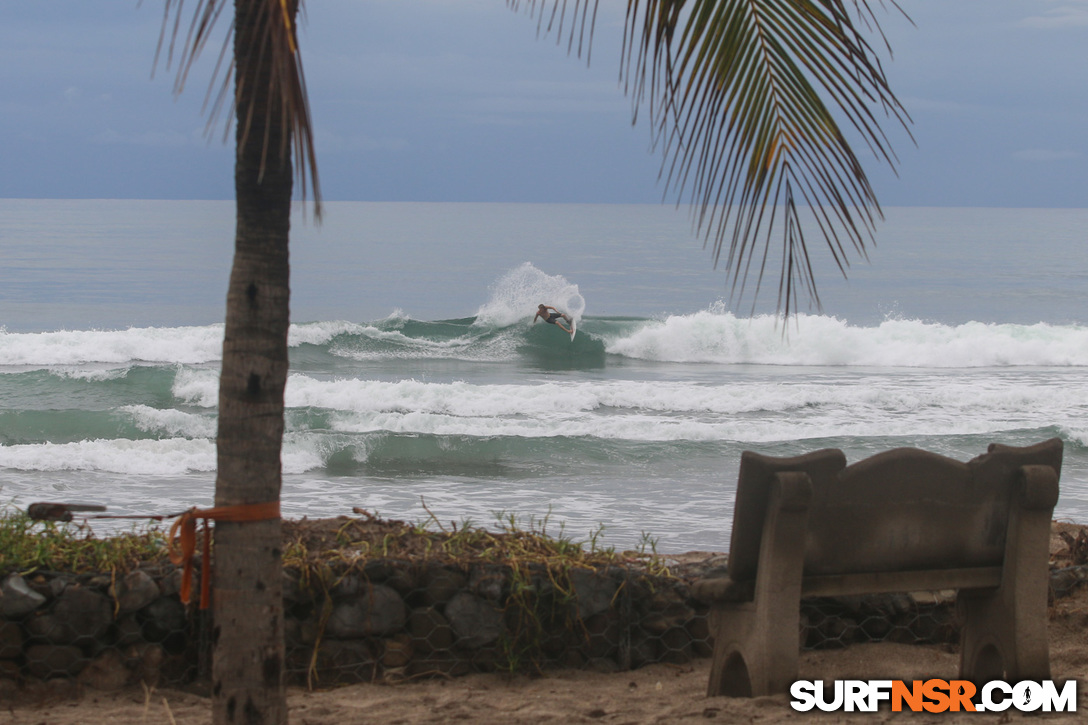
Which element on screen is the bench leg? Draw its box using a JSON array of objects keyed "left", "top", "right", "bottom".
[
  {"left": 959, "top": 588, "right": 1049, "bottom": 683},
  {"left": 706, "top": 604, "right": 758, "bottom": 697},
  {"left": 959, "top": 466, "right": 1055, "bottom": 682},
  {"left": 705, "top": 598, "right": 802, "bottom": 697},
  {"left": 706, "top": 472, "right": 811, "bottom": 697}
]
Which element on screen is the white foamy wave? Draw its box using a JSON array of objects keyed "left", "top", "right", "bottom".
[
  {"left": 319, "top": 324, "right": 522, "bottom": 363},
  {"left": 46, "top": 365, "right": 133, "bottom": 382},
  {"left": 1060, "top": 426, "right": 1088, "bottom": 448},
  {"left": 322, "top": 408, "right": 1010, "bottom": 443},
  {"left": 0, "top": 326, "right": 225, "bottom": 366},
  {"left": 281, "top": 432, "right": 342, "bottom": 475},
  {"left": 120, "top": 405, "right": 216, "bottom": 439},
  {"left": 172, "top": 367, "right": 220, "bottom": 407},
  {"left": 605, "top": 309, "right": 1088, "bottom": 367},
  {"left": 0, "top": 321, "right": 425, "bottom": 368},
  {"left": 281, "top": 373, "right": 1088, "bottom": 443},
  {"left": 284, "top": 375, "right": 1088, "bottom": 419},
  {"left": 0, "top": 433, "right": 337, "bottom": 478},
  {"left": 285, "top": 376, "right": 603, "bottom": 417},
  {"left": 288, "top": 320, "right": 371, "bottom": 346},
  {"left": 330, "top": 326, "right": 476, "bottom": 357},
  {"left": 0, "top": 439, "right": 215, "bottom": 475},
  {"left": 474, "top": 262, "right": 586, "bottom": 327}
]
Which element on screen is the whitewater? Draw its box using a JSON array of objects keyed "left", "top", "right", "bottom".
[{"left": 2, "top": 201, "right": 1087, "bottom": 552}]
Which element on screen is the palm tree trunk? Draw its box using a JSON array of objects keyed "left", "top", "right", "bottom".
[{"left": 211, "top": 1, "right": 292, "bottom": 722}]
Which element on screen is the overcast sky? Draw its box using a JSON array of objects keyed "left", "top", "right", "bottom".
[{"left": 1, "top": 1, "right": 1085, "bottom": 207}]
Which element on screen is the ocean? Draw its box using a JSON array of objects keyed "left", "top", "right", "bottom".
[{"left": 2, "top": 199, "right": 1087, "bottom": 553}]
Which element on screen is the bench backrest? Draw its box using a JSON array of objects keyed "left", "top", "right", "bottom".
[{"left": 727, "top": 439, "right": 1064, "bottom": 583}]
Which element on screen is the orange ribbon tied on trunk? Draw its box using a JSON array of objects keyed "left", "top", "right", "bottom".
[{"left": 167, "top": 501, "right": 281, "bottom": 609}]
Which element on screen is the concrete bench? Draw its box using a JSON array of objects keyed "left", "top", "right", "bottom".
[{"left": 692, "top": 438, "right": 1063, "bottom": 697}]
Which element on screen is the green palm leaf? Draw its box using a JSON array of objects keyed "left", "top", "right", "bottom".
[{"left": 514, "top": 0, "right": 912, "bottom": 315}]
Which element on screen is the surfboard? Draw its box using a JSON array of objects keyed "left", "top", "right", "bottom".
[{"left": 569, "top": 317, "right": 577, "bottom": 341}]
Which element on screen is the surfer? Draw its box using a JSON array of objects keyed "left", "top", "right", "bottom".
[{"left": 534, "top": 304, "right": 573, "bottom": 335}]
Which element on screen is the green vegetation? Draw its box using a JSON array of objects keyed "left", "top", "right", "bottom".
[
  {"left": 0, "top": 505, "right": 169, "bottom": 576},
  {"left": 1, "top": 502, "right": 669, "bottom": 580},
  {"left": 281, "top": 510, "right": 565, "bottom": 572},
  {"left": 280, "top": 505, "right": 669, "bottom": 574}
]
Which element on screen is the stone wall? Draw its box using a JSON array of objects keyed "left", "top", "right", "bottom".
[
  {"left": 0, "top": 557, "right": 713, "bottom": 696},
  {"left": 7, "top": 550, "right": 1078, "bottom": 697},
  {"left": 0, "top": 563, "right": 193, "bottom": 697},
  {"left": 283, "top": 560, "right": 711, "bottom": 686}
]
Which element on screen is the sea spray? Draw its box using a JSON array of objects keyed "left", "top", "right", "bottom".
[{"left": 474, "top": 262, "right": 586, "bottom": 327}]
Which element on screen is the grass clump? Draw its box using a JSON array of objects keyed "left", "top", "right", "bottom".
[
  {"left": 1, "top": 497, "right": 670, "bottom": 583},
  {"left": 280, "top": 504, "right": 649, "bottom": 573},
  {"left": 0, "top": 505, "right": 169, "bottom": 576}
]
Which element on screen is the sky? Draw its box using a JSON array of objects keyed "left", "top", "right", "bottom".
[{"left": 1, "top": 1, "right": 1086, "bottom": 207}]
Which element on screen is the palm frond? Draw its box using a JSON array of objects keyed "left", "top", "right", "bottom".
[
  {"left": 506, "top": 0, "right": 600, "bottom": 61},
  {"left": 152, "top": 0, "right": 322, "bottom": 219},
  {"left": 510, "top": 0, "right": 912, "bottom": 315}
]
